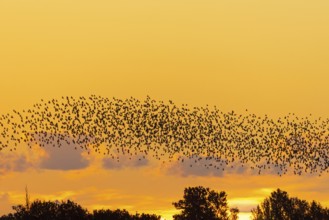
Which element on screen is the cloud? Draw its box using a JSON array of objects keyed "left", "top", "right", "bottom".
[
  {"left": 165, "top": 156, "right": 247, "bottom": 177},
  {"left": 40, "top": 144, "right": 89, "bottom": 171},
  {"left": 32, "top": 133, "right": 91, "bottom": 171},
  {"left": 164, "top": 155, "right": 292, "bottom": 177},
  {"left": 166, "top": 160, "right": 222, "bottom": 177},
  {"left": 102, "top": 154, "right": 149, "bottom": 170},
  {"left": 0, "top": 141, "right": 89, "bottom": 174},
  {"left": 0, "top": 153, "right": 35, "bottom": 175}
]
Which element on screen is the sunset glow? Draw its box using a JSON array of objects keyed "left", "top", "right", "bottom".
[{"left": 1, "top": 1, "right": 329, "bottom": 219}]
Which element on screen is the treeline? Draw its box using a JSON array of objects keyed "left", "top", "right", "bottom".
[
  {"left": 0, "top": 200, "right": 160, "bottom": 220},
  {"left": 1, "top": 187, "right": 329, "bottom": 220},
  {"left": 252, "top": 189, "right": 329, "bottom": 220}
]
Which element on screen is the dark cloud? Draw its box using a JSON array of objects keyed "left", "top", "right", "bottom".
[
  {"left": 34, "top": 134, "right": 90, "bottom": 171},
  {"left": 102, "top": 154, "right": 149, "bottom": 170},
  {"left": 165, "top": 156, "right": 289, "bottom": 177},
  {"left": 40, "top": 144, "right": 89, "bottom": 170},
  {"left": 0, "top": 138, "right": 89, "bottom": 173},
  {"left": 166, "top": 156, "right": 230, "bottom": 177},
  {"left": 0, "top": 153, "right": 33, "bottom": 175}
]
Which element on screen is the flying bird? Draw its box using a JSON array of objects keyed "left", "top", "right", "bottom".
[{"left": 0, "top": 95, "right": 328, "bottom": 176}]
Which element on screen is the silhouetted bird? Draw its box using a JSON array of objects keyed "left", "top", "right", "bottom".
[{"left": 0, "top": 95, "right": 328, "bottom": 176}]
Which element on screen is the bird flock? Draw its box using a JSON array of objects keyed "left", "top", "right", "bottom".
[{"left": 1, "top": 95, "right": 329, "bottom": 176}]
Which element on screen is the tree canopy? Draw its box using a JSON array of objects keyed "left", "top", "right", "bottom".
[
  {"left": 172, "top": 186, "right": 237, "bottom": 220},
  {"left": 0, "top": 200, "right": 160, "bottom": 220},
  {"left": 2, "top": 187, "right": 329, "bottom": 220},
  {"left": 251, "top": 188, "right": 329, "bottom": 220}
]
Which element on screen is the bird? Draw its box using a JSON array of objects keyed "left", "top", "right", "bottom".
[{"left": 0, "top": 95, "right": 328, "bottom": 175}]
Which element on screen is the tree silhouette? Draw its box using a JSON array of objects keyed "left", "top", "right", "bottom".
[
  {"left": 11, "top": 204, "right": 28, "bottom": 220},
  {"left": 251, "top": 188, "right": 329, "bottom": 220},
  {"left": 93, "top": 209, "right": 131, "bottom": 220},
  {"left": 28, "top": 200, "right": 59, "bottom": 219},
  {"left": 268, "top": 189, "right": 292, "bottom": 219},
  {"left": 0, "top": 214, "right": 15, "bottom": 220},
  {"left": 6, "top": 200, "right": 89, "bottom": 220},
  {"left": 251, "top": 189, "right": 294, "bottom": 220},
  {"left": 3, "top": 188, "right": 329, "bottom": 220},
  {"left": 229, "top": 208, "right": 239, "bottom": 220},
  {"left": 0, "top": 199, "right": 161, "bottom": 220},
  {"left": 93, "top": 209, "right": 161, "bottom": 220},
  {"left": 56, "top": 200, "right": 89, "bottom": 220},
  {"left": 132, "top": 213, "right": 161, "bottom": 220},
  {"left": 308, "top": 201, "right": 329, "bottom": 220},
  {"left": 172, "top": 186, "right": 229, "bottom": 220},
  {"left": 289, "top": 197, "right": 309, "bottom": 219}
]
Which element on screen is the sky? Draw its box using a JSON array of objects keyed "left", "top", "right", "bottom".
[{"left": 1, "top": 0, "right": 329, "bottom": 219}]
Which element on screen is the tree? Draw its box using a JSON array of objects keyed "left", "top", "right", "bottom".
[
  {"left": 229, "top": 207, "right": 239, "bottom": 220},
  {"left": 309, "top": 201, "right": 329, "bottom": 220},
  {"left": 0, "top": 214, "right": 15, "bottom": 220},
  {"left": 289, "top": 197, "right": 309, "bottom": 219},
  {"left": 8, "top": 200, "right": 89, "bottom": 220},
  {"left": 251, "top": 189, "right": 292, "bottom": 220},
  {"left": 92, "top": 209, "right": 161, "bottom": 220},
  {"left": 268, "top": 189, "right": 292, "bottom": 219},
  {"left": 172, "top": 186, "right": 229, "bottom": 220},
  {"left": 56, "top": 200, "right": 89, "bottom": 220},
  {"left": 251, "top": 205, "right": 265, "bottom": 220},
  {"left": 132, "top": 212, "right": 162, "bottom": 220},
  {"left": 28, "top": 200, "right": 59, "bottom": 219},
  {"left": 251, "top": 188, "right": 329, "bottom": 220},
  {"left": 1, "top": 197, "right": 162, "bottom": 220},
  {"left": 93, "top": 209, "right": 131, "bottom": 220},
  {"left": 11, "top": 204, "right": 29, "bottom": 220}
]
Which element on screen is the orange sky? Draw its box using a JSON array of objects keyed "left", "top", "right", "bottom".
[{"left": 1, "top": 1, "right": 329, "bottom": 219}]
